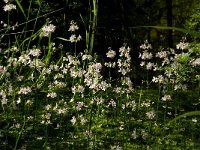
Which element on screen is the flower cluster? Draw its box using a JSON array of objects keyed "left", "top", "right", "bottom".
[
  {"left": 161, "top": 95, "right": 172, "bottom": 101},
  {"left": 29, "top": 48, "right": 41, "bottom": 57},
  {"left": 68, "top": 20, "right": 82, "bottom": 43},
  {"left": 139, "top": 41, "right": 155, "bottom": 70},
  {"left": 68, "top": 20, "right": 79, "bottom": 32},
  {"left": 84, "top": 62, "right": 111, "bottom": 92},
  {"left": 18, "top": 86, "right": 32, "bottom": 95},
  {"left": 176, "top": 41, "right": 189, "bottom": 50},
  {"left": 3, "top": 0, "right": 16, "bottom": 12},
  {"left": 106, "top": 48, "right": 116, "bottom": 58},
  {"left": 117, "top": 46, "right": 132, "bottom": 75},
  {"left": 139, "top": 40, "right": 199, "bottom": 91},
  {"left": 40, "top": 23, "right": 56, "bottom": 37}
]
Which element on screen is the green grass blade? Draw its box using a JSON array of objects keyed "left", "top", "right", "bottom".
[
  {"left": 79, "top": 14, "right": 87, "bottom": 31},
  {"left": 166, "top": 111, "right": 200, "bottom": 126},
  {"left": 15, "top": 0, "right": 26, "bottom": 19},
  {"left": 36, "top": 0, "right": 42, "bottom": 6},
  {"left": 0, "top": 7, "right": 64, "bottom": 33},
  {"left": 80, "top": 13, "right": 89, "bottom": 50},
  {"left": 56, "top": 37, "right": 69, "bottom": 42}
]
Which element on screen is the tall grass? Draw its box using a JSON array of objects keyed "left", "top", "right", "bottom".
[{"left": 0, "top": 1, "right": 199, "bottom": 149}]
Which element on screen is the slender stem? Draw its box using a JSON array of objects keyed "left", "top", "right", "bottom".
[
  {"left": 156, "top": 84, "right": 161, "bottom": 122},
  {"left": 34, "top": 58, "right": 38, "bottom": 131},
  {"left": 146, "top": 70, "right": 149, "bottom": 88},
  {"left": 27, "top": 0, "right": 42, "bottom": 50},
  {"left": 89, "top": 0, "right": 98, "bottom": 54},
  {"left": 45, "top": 35, "right": 52, "bottom": 65},
  {"left": 138, "top": 84, "right": 143, "bottom": 112},
  {"left": 74, "top": 43, "right": 77, "bottom": 57},
  {"left": 14, "top": 116, "right": 26, "bottom": 150}
]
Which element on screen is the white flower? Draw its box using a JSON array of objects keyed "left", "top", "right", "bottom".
[
  {"left": 0, "top": 65, "right": 7, "bottom": 75},
  {"left": 104, "top": 62, "right": 116, "bottom": 68},
  {"left": 140, "top": 61, "right": 145, "bottom": 67},
  {"left": 140, "top": 40, "right": 152, "bottom": 50},
  {"left": 176, "top": 41, "right": 189, "bottom": 50},
  {"left": 162, "top": 58, "right": 170, "bottom": 66},
  {"left": 156, "top": 51, "right": 168, "bottom": 59},
  {"left": 108, "top": 99, "right": 116, "bottom": 108},
  {"left": 17, "top": 97, "right": 21, "bottom": 104},
  {"left": 152, "top": 75, "right": 164, "bottom": 84},
  {"left": 119, "top": 123, "right": 124, "bottom": 130},
  {"left": 113, "top": 87, "right": 122, "bottom": 93},
  {"left": 106, "top": 48, "right": 116, "bottom": 58},
  {"left": 14, "top": 123, "right": 21, "bottom": 129},
  {"left": 140, "top": 50, "right": 153, "bottom": 60},
  {"left": 29, "top": 59, "right": 44, "bottom": 71},
  {"left": 68, "top": 20, "right": 79, "bottom": 32},
  {"left": 95, "top": 63, "right": 102, "bottom": 71},
  {"left": 45, "top": 104, "right": 51, "bottom": 110},
  {"left": 69, "top": 34, "right": 82, "bottom": 43},
  {"left": 79, "top": 115, "right": 87, "bottom": 125},
  {"left": 146, "top": 62, "right": 154, "bottom": 70},
  {"left": 119, "top": 46, "right": 131, "bottom": 58},
  {"left": 57, "top": 108, "right": 67, "bottom": 115},
  {"left": 18, "top": 86, "right": 32, "bottom": 95},
  {"left": 29, "top": 48, "right": 41, "bottom": 57},
  {"left": 8, "top": 85, "right": 14, "bottom": 95},
  {"left": 3, "top": 23, "right": 7, "bottom": 27},
  {"left": 69, "top": 34, "right": 76, "bottom": 43},
  {"left": 82, "top": 54, "right": 92, "bottom": 61},
  {"left": 18, "top": 54, "right": 31, "bottom": 65},
  {"left": 112, "top": 145, "right": 122, "bottom": 150},
  {"left": 76, "top": 102, "right": 84, "bottom": 111},
  {"left": 71, "top": 116, "right": 76, "bottom": 125},
  {"left": 3, "top": 4, "right": 16, "bottom": 11},
  {"left": 174, "top": 84, "right": 187, "bottom": 91},
  {"left": 36, "top": 137, "right": 43, "bottom": 140},
  {"left": 25, "top": 100, "right": 33, "bottom": 106},
  {"left": 141, "top": 130, "right": 148, "bottom": 140},
  {"left": 132, "top": 129, "right": 137, "bottom": 139},
  {"left": 70, "top": 67, "right": 85, "bottom": 78},
  {"left": 192, "top": 58, "right": 200, "bottom": 66},
  {"left": 47, "top": 92, "right": 57, "bottom": 98},
  {"left": 77, "top": 35, "right": 82, "bottom": 41},
  {"left": 117, "top": 58, "right": 131, "bottom": 75},
  {"left": 40, "top": 24, "right": 56, "bottom": 37},
  {"left": 54, "top": 73, "right": 64, "bottom": 79},
  {"left": 46, "top": 113, "right": 51, "bottom": 120},
  {"left": 98, "top": 81, "right": 111, "bottom": 91},
  {"left": 146, "top": 111, "right": 156, "bottom": 119},
  {"left": 161, "top": 95, "right": 172, "bottom": 101},
  {"left": 1, "top": 98, "right": 8, "bottom": 105},
  {"left": 4, "top": 0, "right": 9, "bottom": 3},
  {"left": 72, "top": 85, "right": 84, "bottom": 94},
  {"left": 92, "top": 97, "right": 104, "bottom": 105},
  {"left": 192, "top": 118, "right": 197, "bottom": 123},
  {"left": 0, "top": 90, "right": 7, "bottom": 99},
  {"left": 141, "top": 101, "right": 151, "bottom": 108}
]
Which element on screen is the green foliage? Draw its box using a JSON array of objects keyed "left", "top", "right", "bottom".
[{"left": 185, "top": 1, "right": 200, "bottom": 32}]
